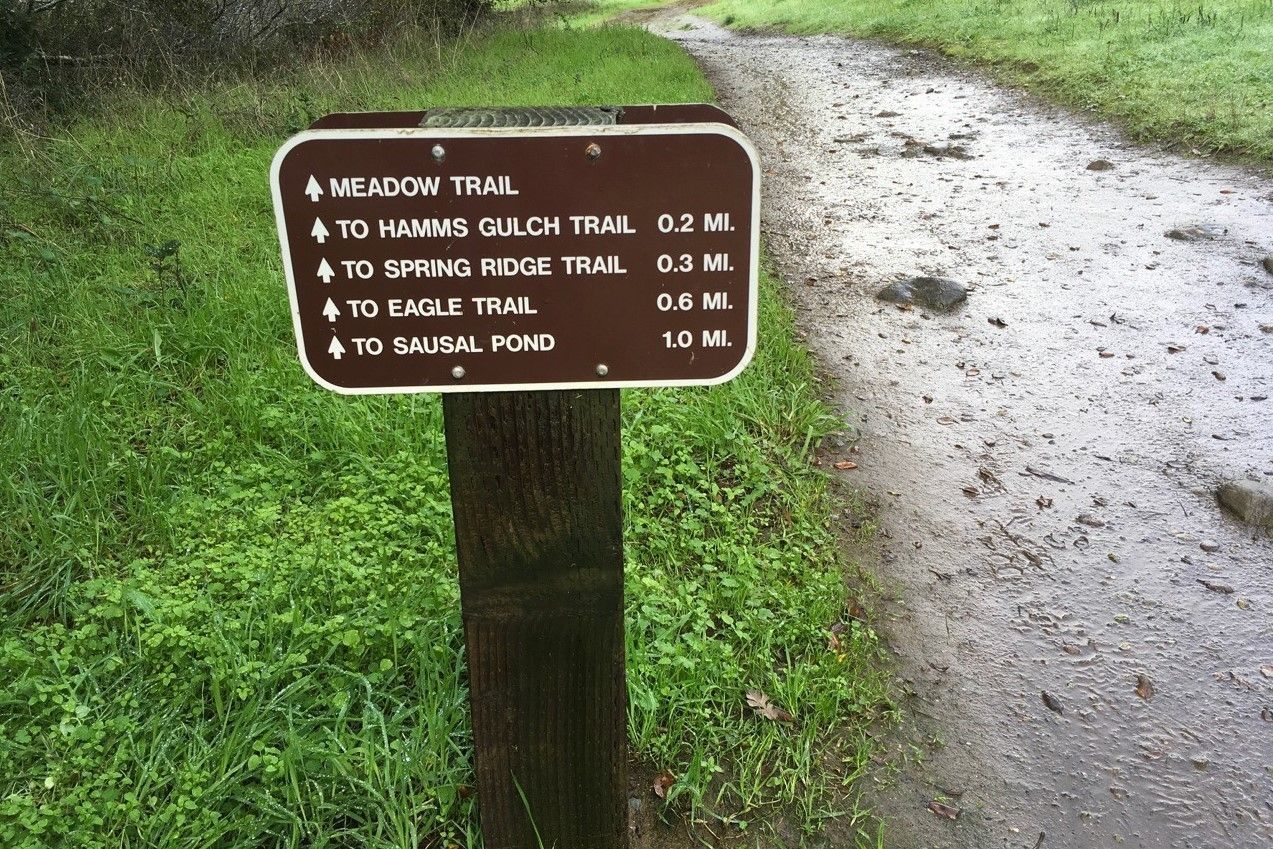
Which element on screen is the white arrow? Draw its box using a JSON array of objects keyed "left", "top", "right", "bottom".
[
  {"left": 305, "top": 175, "right": 323, "bottom": 202},
  {"left": 323, "top": 298, "right": 340, "bottom": 323},
  {"left": 328, "top": 336, "right": 346, "bottom": 360},
  {"left": 317, "top": 258, "right": 335, "bottom": 283},
  {"left": 311, "top": 217, "right": 329, "bottom": 243}
]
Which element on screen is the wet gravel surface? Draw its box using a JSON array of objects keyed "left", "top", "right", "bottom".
[{"left": 653, "top": 15, "right": 1273, "bottom": 849}]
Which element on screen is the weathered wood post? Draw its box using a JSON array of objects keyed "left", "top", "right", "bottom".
[{"left": 445, "top": 389, "right": 625, "bottom": 848}]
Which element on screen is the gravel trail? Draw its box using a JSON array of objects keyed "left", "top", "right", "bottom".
[{"left": 651, "top": 14, "right": 1273, "bottom": 849}]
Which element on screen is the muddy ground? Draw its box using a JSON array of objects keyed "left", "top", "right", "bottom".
[{"left": 645, "top": 13, "right": 1272, "bottom": 849}]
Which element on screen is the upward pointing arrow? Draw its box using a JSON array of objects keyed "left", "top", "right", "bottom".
[
  {"left": 328, "top": 336, "right": 346, "bottom": 360},
  {"left": 311, "top": 217, "right": 329, "bottom": 243},
  {"left": 323, "top": 297, "right": 340, "bottom": 323},
  {"left": 305, "top": 175, "right": 323, "bottom": 202},
  {"left": 317, "top": 258, "right": 335, "bottom": 283}
]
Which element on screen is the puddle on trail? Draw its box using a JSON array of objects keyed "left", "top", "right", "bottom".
[{"left": 654, "top": 15, "right": 1272, "bottom": 849}]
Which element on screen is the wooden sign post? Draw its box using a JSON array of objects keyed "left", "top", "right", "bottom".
[
  {"left": 270, "top": 106, "right": 759, "bottom": 849},
  {"left": 445, "top": 389, "right": 625, "bottom": 848}
]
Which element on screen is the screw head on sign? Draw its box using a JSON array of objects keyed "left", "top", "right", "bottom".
[
  {"left": 585, "top": 143, "right": 602, "bottom": 161},
  {"left": 432, "top": 144, "right": 446, "bottom": 163},
  {"left": 595, "top": 363, "right": 609, "bottom": 377},
  {"left": 451, "top": 365, "right": 466, "bottom": 380}
]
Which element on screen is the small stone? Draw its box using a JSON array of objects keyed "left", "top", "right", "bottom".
[
  {"left": 1262, "top": 256, "right": 1273, "bottom": 276},
  {"left": 1200, "top": 541, "right": 1220, "bottom": 553},
  {"left": 1087, "top": 159, "right": 1115, "bottom": 171},
  {"left": 876, "top": 276, "right": 967, "bottom": 312},
  {"left": 1191, "top": 757, "right": 1210, "bottom": 771},
  {"left": 1165, "top": 225, "right": 1220, "bottom": 242},
  {"left": 1217, "top": 480, "right": 1273, "bottom": 528}
]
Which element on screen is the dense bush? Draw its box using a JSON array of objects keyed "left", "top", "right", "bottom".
[{"left": 1, "top": 1, "right": 490, "bottom": 110}]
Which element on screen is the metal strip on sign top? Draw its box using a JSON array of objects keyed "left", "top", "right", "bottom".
[{"left": 269, "top": 121, "right": 760, "bottom": 394}]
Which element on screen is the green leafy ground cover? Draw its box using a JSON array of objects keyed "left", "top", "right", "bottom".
[
  {"left": 0, "top": 22, "right": 889, "bottom": 848},
  {"left": 701, "top": 0, "right": 1273, "bottom": 161}
]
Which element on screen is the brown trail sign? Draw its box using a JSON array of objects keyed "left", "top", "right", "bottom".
[
  {"left": 269, "top": 106, "right": 759, "bottom": 849},
  {"left": 272, "top": 116, "right": 758, "bottom": 393}
]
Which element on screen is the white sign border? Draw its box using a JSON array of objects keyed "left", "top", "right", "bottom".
[{"left": 270, "top": 122, "right": 762, "bottom": 395}]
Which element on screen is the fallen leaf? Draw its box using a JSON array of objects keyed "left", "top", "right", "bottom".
[
  {"left": 937, "top": 416, "right": 957, "bottom": 425},
  {"left": 745, "top": 690, "right": 794, "bottom": 723},
  {"left": 1167, "top": 344, "right": 1186, "bottom": 353},
  {"left": 1195, "top": 325, "right": 1210, "bottom": 334},
  {"left": 988, "top": 316, "right": 1008, "bottom": 328},
  {"left": 652, "top": 771, "right": 675, "bottom": 800},
  {"left": 1135, "top": 674, "right": 1155, "bottom": 700},
  {"left": 1099, "top": 351, "right": 1116, "bottom": 359},
  {"left": 962, "top": 485, "right": 980, "bottom": 497},
  {"left": 1036, "top": 496, "right": 1053, "bottom": 509},
  {"left": 927, "top": 800, "right": 960, "bottom": 820},
  {"left": 1076, "top": 514, "right": 1106, "bottom": 528},
  {"left": 1261, "top": 665, "right": 1273, "bottom": 679},
  {"left": 1041, "top": 690, "right": 1063, "bottom": 715},
  {"left": 833, "top": 460, "right": 858, "bottom": 470}
]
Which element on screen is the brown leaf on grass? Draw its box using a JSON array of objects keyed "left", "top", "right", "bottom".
[
  {"left": 652, "top": 770, "right": 675, "bottom": 800},
  {"left": 833, "top": 460, "right": 858, "bottom": 470},
  {"left": 927, "top": 800, "right": 961, "bottom": 820},
  {"left": 746, "top": 690, "right": 794, "bottom": 723},
  {"left": 827, "top": 629, "right": 843, "bottom": 653},
  {"left": 1135, "top": 674, "right": 1155, "bottom": 701}
]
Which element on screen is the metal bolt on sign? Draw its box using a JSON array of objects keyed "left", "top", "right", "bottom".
[{"left": 269, "top": 104, "right": 759, "bottom": 849}]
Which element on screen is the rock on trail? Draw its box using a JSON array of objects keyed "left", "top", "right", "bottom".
[
  {"left": 876, "top": 275, "right": 968, "bottom": 312},
  {"left": 1218, "top": 480, "right": 1273, "bottom": 528},
  {"left": 647, "top": 13, "right": 1273, "bottom": 849}
]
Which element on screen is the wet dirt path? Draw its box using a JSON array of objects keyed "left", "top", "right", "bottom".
[{"left": 651, "top": 14, "right": 1272, "bottom": 849}]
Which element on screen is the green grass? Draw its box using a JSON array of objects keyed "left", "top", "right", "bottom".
[
  {"left": 0, "top": 21, "right": 891, "bottom": 849},
  {"left": 698, "top": 0, "right": 1273, "bottom": 161}
]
